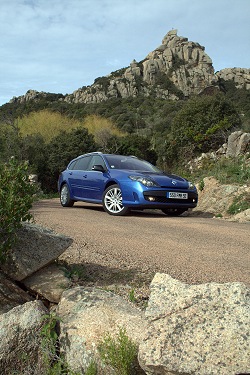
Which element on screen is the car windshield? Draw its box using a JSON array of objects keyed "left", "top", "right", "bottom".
[{"left": 105, "top": 155, "right": 161, "bottom": 172}]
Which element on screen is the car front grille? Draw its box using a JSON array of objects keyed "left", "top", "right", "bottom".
[{"left": 143, "top": 191, "right": 198, "bottom": 204}]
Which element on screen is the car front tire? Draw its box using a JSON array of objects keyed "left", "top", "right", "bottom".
[
  {"left": 103, "top": 184, "right": 129, "bottom": 216},
  {"left": 60, "top": 184, "right": 74, "bottom": 207}
]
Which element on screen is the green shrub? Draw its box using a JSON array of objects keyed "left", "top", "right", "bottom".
[
  {"left": 227, "top": 193, "right": 250, "bottom": 215},
  {"left": 198, "top": 178, "right": 205, "bottom": 191},
  {"left": 98, "top": 327, "right": 138, "bottom": 375},
  {"left": 85, "top": 361, "right": 98, "bottom": 375},
  {"left": 40, "top": 313, "right": 80, "bottom": 375},
  {"left": 0, "top": 158, "right": 36, "bottom": 262}
]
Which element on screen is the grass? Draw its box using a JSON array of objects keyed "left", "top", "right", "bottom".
[
  {"left": 85, "top": 361, "right": 98, "bottom": 375},
  {"left": 98, "top": 327, "right": 138, "bottom": 375},
  {"left": 178, "top": 155, "right": 250, "bottom": 186},
  {"left": 227, "top": 193, "right": 250, "bottom": 215}
]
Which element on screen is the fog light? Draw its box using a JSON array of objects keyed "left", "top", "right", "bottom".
[{"left": 148, "top": 197, "right": 156, "bottom": 202}]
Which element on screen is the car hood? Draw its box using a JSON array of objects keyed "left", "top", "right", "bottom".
[
  {"left": 140, "top": 172, "right": 189, "bottom": 188},
  {"left": 113, "top": 170, "right": 190, "bottom": 189}
]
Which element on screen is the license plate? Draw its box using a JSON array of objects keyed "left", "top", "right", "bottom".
[{"left": 167, "top": 192, "right": 188, "bottom": 199}]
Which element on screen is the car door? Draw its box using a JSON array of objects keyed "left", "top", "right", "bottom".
[
  {"left": 82, "top": 155, "right": 108, "bottom": 201},
  {"left": 68, "top": 155, "right": 91, "bottom": 199}
]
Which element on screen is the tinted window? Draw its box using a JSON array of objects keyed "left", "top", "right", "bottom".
[
  {"left": 73, "top": 156, "right": 91, "bottom": 171},
  {"left": 88, "top": 155, "right": 106, "bottom": 170}
]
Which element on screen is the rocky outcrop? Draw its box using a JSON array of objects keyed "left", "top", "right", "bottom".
[
  {"left": 57, "top": 286, "right": 148, "bottom": 374},
  {"left": 0, "top": 300, "right": 48, "bottom": 374},
  {"left": 216, "top": 68, "right": 250, "bottom": 90},
  {"left": 65, "top": 29, "right": 217, "bottom": 104},
  {"left": 226, "top": 130, "right": 250, "bottom": 157},
  {"left": 143, "top": 29, "right": 215, "bottom": 95},
  {"left": 10, "top": 89, "right": 46, "bottom": 103},
  {"left": 186, "top": 131, "right": 250, "bottom": 220},
  {"left": 192, "top": 176, "right": 250, "bottom": 220},
  {"left": 138, "top": 273, "right": 250, "bottom": 375},
  {"left": 9, "top": 30, "right": 250, "bottom": 106}
]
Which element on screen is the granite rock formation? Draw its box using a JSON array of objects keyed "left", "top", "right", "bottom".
[{"left": 9, "top": 30, "right": 250, "bottom": 106}]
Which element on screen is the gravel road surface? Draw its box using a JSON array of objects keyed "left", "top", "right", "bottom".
[{"left": 31, "top": 199, "right": 250, "bottom": 291}]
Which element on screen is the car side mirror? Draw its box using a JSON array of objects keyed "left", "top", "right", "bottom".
[{"left": 92, "top": 164, "right": 106, "bottom": 172}]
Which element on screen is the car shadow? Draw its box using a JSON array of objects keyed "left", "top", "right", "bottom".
[
  {"left": 58, "top": 260, "right": 154, "bottom": 293},
  {"left": 32, "top": 199, "right": 214, "bottom": 219}
]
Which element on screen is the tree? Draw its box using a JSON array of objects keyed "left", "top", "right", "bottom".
[
  {"left": 161, "top": 94, "right": 241, "bottom": 166},
  {"left": 116, "top": 134, "right": 158, "bottom": 164},
  {"left": 43, "top": 128, "right": 97, "bottom": 192},
  {"left": 0, "top": 158, "right": 36, "bottom": 262}
]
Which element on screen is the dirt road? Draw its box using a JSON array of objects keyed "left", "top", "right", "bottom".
[{"left": 31, "top": 199, "right": 250, "bottom": 289}]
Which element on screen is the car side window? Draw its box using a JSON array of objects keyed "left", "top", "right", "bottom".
[
  {"left": 73, "top": 156, "right": 91, "bottom": 171},
  {"left": 88, "top": 155, "right": 106, "bottom": 170},
  {"left": 68, "top": 160, "right": 77, "bottom": 170}
]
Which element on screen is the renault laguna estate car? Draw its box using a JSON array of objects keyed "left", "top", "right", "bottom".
[{"left": 58, "top": 152, "right": 198, "bottom": 216}]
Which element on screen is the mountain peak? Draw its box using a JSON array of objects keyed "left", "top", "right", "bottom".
[{"left": 8, "top": 30, "right": 250, "bottom": 106}]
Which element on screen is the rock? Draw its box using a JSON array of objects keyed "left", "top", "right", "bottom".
[
  {"left": 194, "top": 177, "right": 229, "bottom": 213},
  {"left": 0, "top": 271, "right": 33, "bottom": 314},
  {"left": 1, "top": 222, "right": 73, "bottom": 281},
  {"left": 23, "top": 263, "right": 71, "bottom": 303},
  {"left": 0, "top": 300, "right": 48, "bottom": 374},
  {"left": 231, "top": 208, "right": 250, "bottom": 222},
  {"left": 216, "top": 68, "right": 250, "bottom": 90},
  {"left": 226, "top": 131, "right": 250, "bottom": 157},
  {"left": 57, "top": 286, "right": 148, "bottom": 374},
  {"left": 64, "top": 29, "right": 217, "bottom": 104},
  {"left": 191, "top": 176, "right": 250, "bottom": 218},
  {"left": 138, "top": 273, "right": 250, "bottom": 375}
]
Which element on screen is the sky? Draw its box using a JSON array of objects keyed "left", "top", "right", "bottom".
[{"left": 0, "top": 0, "right": 249, "bottom": 106}]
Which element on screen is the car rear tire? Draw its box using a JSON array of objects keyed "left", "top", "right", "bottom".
[
  {"left": 60, "top": 184, "right": 74, "bottom": 207},
  {"left": 161, "top": 208, "right": 186, "bottom": 216},
  {"left": 103, "top": 184, "right": 129, "bottom": 216}
]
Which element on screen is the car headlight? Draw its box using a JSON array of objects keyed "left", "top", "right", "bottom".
[
  {"left": 188, "top": 181, "right": 195, "bottom": 189},
  {"left": 129, "top": 175, "right": 159, "bottom": 187}
]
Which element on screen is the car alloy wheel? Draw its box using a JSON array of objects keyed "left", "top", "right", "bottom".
[
  {"left": 103, "top": 184, "right": 129, "bottom": 216},
  {"left": 60, "top": 184, "right": 74, "bottom": 207}
]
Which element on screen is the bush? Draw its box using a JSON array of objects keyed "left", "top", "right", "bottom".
[
  {"left": 98, "top": 327, "right": 138, "bottom": 375},
  {"left": 0, "top": 158, "right": 36, "bottom": 262}
]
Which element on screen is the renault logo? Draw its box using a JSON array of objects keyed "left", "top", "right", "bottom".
[{"left": 171, "top": 180, "right": 177, "bottom": 185}]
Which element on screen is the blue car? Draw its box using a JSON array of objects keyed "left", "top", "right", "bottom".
[{"left": 58, "top": 152, "right": 198, "bottom": 216}]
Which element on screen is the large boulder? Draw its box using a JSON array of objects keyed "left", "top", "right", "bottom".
[
  {"left": 139, "top": 273, "right": 250, "bottom": 375},
  {"left": 1, "top": 222, "right": 73, "bottom": 281},
  {"left": 0, "top": 300, "right": 48, "bottom": 374},
  {"left": 57, "top": 286, "right": 148, "bottom": 374}
]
